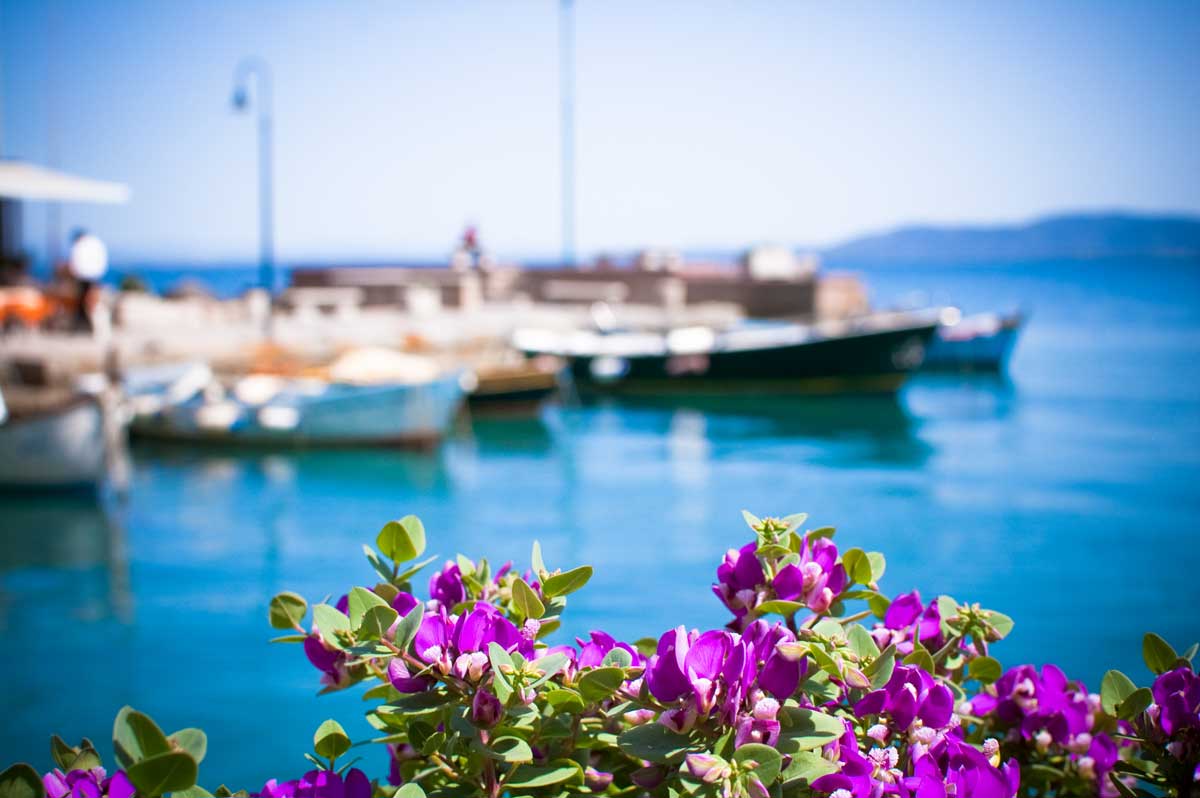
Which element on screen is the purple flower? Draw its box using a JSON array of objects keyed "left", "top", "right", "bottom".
[
  {"left": 471, "top": 688, "right": 503, "bottom": 728},
  {"left": 771, "top": 537, "right": 847, "bottom": 614},
  {"left": 713, "top": 542, "right": 766, "bottom": 628},
  {"left": 854, "top": 665, "right": 955, "bottom": 733},
  {"left": 576, "top": 630, "right": 643, "bottom": 669},
  {"left": 1151, "top": 666, "right": 1200, "bottom": 737},
  {"left": 644, "top": 620, "right": 806, "bottom": 735},
  {"left": 972, "top": 664, "right": 1092, "bottom": 744},
  {"left": 255, "top": 769, "right": 371, "bottom": 798},
  {"left": 428, "top": 562, "right": 467, "bottom": 607},
  {"left": 43, "top": 769, "right": 134, "bottom": 798},
  {"left": 870, "top": 590, "right": 944, "bottom": 656},
  {"left": 404, "top": 602, "right": 534, "bottom": 686}
]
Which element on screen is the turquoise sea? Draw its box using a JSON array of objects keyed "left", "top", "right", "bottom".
[{"left": 2, "top": 258, "right": 1198, "bottom": 788}]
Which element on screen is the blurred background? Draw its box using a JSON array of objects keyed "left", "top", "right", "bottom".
[{"left": 1, "top": 0, "right": 1198, "bottom": 789}]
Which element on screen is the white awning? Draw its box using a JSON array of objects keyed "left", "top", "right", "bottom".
[{"left": 0, "top": 161, "right": 130, "bottom": 204}]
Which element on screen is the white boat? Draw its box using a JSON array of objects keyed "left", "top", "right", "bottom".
[
  {"left": 0, "top": 389, "right": 110, "bottom": 491},
  {"left": 129, "top": 371, "right": 469, "bottom": 448}
]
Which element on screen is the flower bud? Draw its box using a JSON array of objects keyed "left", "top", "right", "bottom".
[
  {"left": 1077, "top": 756, "right": 1096, "bottom": 780},
  {"left": 1034, "top": 729, "right": 1052, "bottom": 752},
  {"left": 752, "top": 697, "right": 780, "bottom": 721},
  {"left": 867, "top": 724, "right": 889, "bottom": 743},
  {"left": 583, "top": 768, "right": 613, "bottom": 791},
  {"left": 470, "top": 688, "right": 503, "bottom": 729},
  {"left": 685, "top": 754, "right": 731, "bottom": 784}
]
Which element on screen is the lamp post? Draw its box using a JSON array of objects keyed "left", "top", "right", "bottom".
[{"left": 231, "top": 57, "right": 275, "bottom": 296}]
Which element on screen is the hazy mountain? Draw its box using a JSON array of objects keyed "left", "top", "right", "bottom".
[{"left": 823, "top": 212, "right": 1200, "bottom": 264}]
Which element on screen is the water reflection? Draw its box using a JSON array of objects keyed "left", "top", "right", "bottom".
[
  {"left": 573, "top": 394, "right": 934, "bottom": 467},
  {"left": 0, "top": 496, "right": 131, "bottom": 628}
]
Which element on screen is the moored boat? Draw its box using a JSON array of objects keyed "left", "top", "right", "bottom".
[
  {"left": 467, "top": 357, "right": 563, "bottom": 413},
  {"left": 513, "top": 311, "right": 941, "bottom": 395},
  {"left": 129, "top": 371, "right": 468, "bottom": 448},
  {"left": 922, "top": 309, "right": 1024, "bottom": 373},
  {"left": 0, "top": 387, "right": 111, "bottom": 491}
]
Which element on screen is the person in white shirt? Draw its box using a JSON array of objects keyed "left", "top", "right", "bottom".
[{"left": 68, "top": 229, "right": 108, "bottom": 332}]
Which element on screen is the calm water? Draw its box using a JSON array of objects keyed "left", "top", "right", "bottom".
[{"left": 3, "top": 258, "right": 1199, "bottom": 787}]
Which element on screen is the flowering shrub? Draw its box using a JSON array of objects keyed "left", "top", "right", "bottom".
[{"left": 2, "top": 511, "right": 1198, "bottom": 798}]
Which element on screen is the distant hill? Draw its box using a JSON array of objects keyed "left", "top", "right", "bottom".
[{"left": 823, "top": 212, "right": 1200, "bottom": 264}]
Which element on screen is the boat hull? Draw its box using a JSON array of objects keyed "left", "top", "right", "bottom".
[
  {"left": 0, "top": 397, "right": 107, "bottom": 491},
  {"left": 922, "top": 314, "right": 1022, "bottom": 372},
  {"left": 539, "top": 323, "right": 938, "bottom": 395},
  {"left": 130, "top": 375, "right": 466, "bottom": 449}
]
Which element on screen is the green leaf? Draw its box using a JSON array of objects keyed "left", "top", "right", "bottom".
[
  {"left": 601, "top": 647, "right": 633, "bottom": 668},
  {"left": 541, "top": 566, "right": 593, "bottom": 598},
  {"left": 346, "top": 587, "right": 388, "bottom": 627},
  {"left": 741, "top": 510, "right": 762, "bottom": 530},
  {"left": 113, "top": 706, "right": 172, "bottom": 768},
  {"left": 617, "top": 724, "right": 703, "bottom": 764},
  {"left": 776, "top": 707, "right": 846, "bottom": 752},
  {"left": 376, "top": 515, "right": 426, "bottom": 563},
  {"left": 268, "top": 591, "right": 308, "bottom": 630},
  {"left": 511, "top": 577, "right": 545, "bottom": 620},
  {"left": 1142, "top": 633, "right": 1178, "bottom": 675},
  {"left": 66, "top": 748, "right": 102, "bottom": 771},
  {"left": 529, "top": 652, "right": 570, "bottom": 688},
  {"left": 126, "top": 752, "right": 198, "bottom": 796},
  {"left": 393, "top": 604, "right": 424, "bottom": 651},
  {"left": 755, "top": 600, "right": 806, "bottom": 616},
  {"left": 846, "top": 624, "right": 880, "bottom": 659},
  {"left": 313, "top": 719, "right": 352, "bottom": 761},
  {"left": 312, "top": 604, "right": 352, "bottom": 649},
  {"left": 806, "top": 526, "right": 836, "bottom": 541},
  {"left": 985, "top": 610, "right": 1014, "bottom": 639},
  {"left": 531, "top": 540, "right": 548, "bottom": 579},
  {"left": 394, "top": 555, "right": 439, "bottom": 584},
  {"left": 504, "top": 760, "right": 582, "bottom": 789},
  {"left": 867, "top": 593, "right": 891, "bottom": 619},
  {"left": 488, "top": 736, "right": 533, "bottom": 763},
  {"left": 864, "top": 644, "right": 896, "bottom": 688},
  {"left": 358, "top": 605, "right": 399, "bottom": 641},
  {"left": 903, "top": 646, "right": 936, "bottom": 675},
  {"left": 780, "top": 750, "right": 839, "bottom": 786},
  {"left": 50, "top": 736, "right": 75, "bottom": 770},
  {"left": 168, "top": 728, "right": 207, "bottom": 764},
  {"left": 545, "top": 689, "right": 585, "bottom": 714},
  {"left": 866, "top": 552, "right": 886, "bottom": 582},
  {"left": 0, "top": 764, "right": 44, "bottom": 798},
  {"left": 732, "top": 743, "right": 782, "bottom": 785},
  {"left": 1117, "top": 687, "right": 1153, "bottom": 720},
  {"left": 841, "top": 548, "right": 872, "bottom": 585},
  {"left": 578, "top": 667, "right": 626, "bottom": 702},
  {"left": 968, "top": 656, "right": 1002, "bottom": 685},
  {"left": 395, "top": 786, "right": 426, "bottom": 798},
  {"left": 936, "top": 596, "right": 959, "bottom": 622},
  {"left": 781, "top": 512, "right": 808, "bottom": 531},
  {"left": 1108, "top": 772, "right": 1138, "bottom": 798},
  {"left": 488, "top": 642, "right": 516, "bottom": 702},
  {"left": 1101, "top": 670, "right": 1138, "bottom": 715}
]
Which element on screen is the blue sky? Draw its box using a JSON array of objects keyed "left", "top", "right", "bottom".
[{"left": 1, "top": 0, "right": 1198, "bottom": 265}]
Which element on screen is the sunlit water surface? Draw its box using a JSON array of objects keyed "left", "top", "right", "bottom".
[{"left": 2, "top": 259, "right": 1198, "bottom": 787}]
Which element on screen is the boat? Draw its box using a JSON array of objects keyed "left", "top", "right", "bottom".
[
  {"left": 0, "top": 386, "right": 112, "bottom": 491},
  {"left": 922, "top": 309, "right": 1024, "bottom": 372},
  {"left": 128, "top": 371, "right": 469, "bottom": 448},
  {"left": 467, "top": 356, "right": 563, "bottom": 413},
  {"left": 513, "top": 311, "right": 941, "bottom": 395}
]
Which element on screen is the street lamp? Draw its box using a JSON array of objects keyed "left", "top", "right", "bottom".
[{"left": 231, "top": 57, "right": 275, "bottom": 296}]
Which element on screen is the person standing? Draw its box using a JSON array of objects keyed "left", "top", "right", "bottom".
[{"left": 68, "top": 228, "right": 108, "bottom": 332}]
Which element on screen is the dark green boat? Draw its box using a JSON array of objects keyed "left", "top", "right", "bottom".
[{"left": 513, "top": 313, "right": 940, "bottom": 395}]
